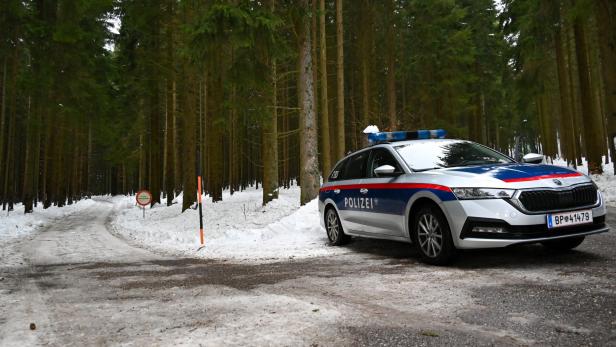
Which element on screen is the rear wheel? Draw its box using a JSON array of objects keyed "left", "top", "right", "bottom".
[
  {"left": 412, "top": 205, "right": 457, "bottom": 265},
  {"left": 325, "top": 208, "right": 350, "bottom": 246},
  {"left": 541, "top": 236, "right": 585, "bottom": 251}
]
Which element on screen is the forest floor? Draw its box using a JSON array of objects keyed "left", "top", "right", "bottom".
[{"left": 0, "top": 199, "right": 615, "bottom": 346}]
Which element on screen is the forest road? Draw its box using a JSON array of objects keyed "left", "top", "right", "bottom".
[{"left": 1, "top": 201, "right": 615, "bottom": 346}]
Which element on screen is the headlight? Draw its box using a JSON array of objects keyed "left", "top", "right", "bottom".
[{"left": 451, "top": 188, "right": 515, "bottom": 200}]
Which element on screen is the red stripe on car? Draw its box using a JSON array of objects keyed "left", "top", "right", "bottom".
[
  {"left": 319, "top": 183, "right": 451, "bottom": 192},
  {"left": 501, "top": 172, "right": 582, "bottom": 183}
]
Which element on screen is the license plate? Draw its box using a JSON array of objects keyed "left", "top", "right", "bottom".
[{"left": 547, "top": 209, "right": 593, "bottom": 229}]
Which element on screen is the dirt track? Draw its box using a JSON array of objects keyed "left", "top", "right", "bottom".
[{"left": 1, "top": 202, "right": 615, "bottom": 346}]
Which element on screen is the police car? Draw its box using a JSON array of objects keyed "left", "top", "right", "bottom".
[{"left": 319, "top": 129, "right": 609, "bottom": 265}]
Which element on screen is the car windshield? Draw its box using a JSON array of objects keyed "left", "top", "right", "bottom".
[{"left": 394, "top": 140, "right": 514, "bottom": 171}]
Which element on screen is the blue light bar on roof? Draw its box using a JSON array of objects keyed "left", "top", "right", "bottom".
[{"left": 367, "top": 129, "right": 447, "bottom": 144}]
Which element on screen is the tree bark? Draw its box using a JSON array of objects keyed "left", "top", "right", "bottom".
[
  {"left": 0, "top": 57, "right": 7, "bottom": 205},
  {"left": 555, "top": 23, "right": 577, "bottom": 165},
  {"left": 335, "top": 0, "right": 345, "bottom": 160},
  {"left": 386, "top": 0, "right": 397, "bottom": 131},
  {"left": 318, "top": 0, "right": 331, "bottom": 180},
  {"left": 165, "top": 0, "right": 175, "bottom": 206},
  {"left": 596, "top": 0, "right": 616, "bottom": 172},
  {"left": 262, "top": 0, "right": 279, "bottom": 205},
  {"left": 207, "top": 55, "right": 224, "bottom": 202},
  {"left": 298, "top": 0, "right": 320, "bottom": 205},
  {"left": 181, "top": 65, "right": 197, "bottom": 211},
  {"left": 565, "top": 21, "right": 583, "bottom": 165},
  {"left": 22, "top": 96, "right": 38, "bottom": 213},
  {"left": 574, "top": 17, "right": 603, "bottom": 173}
]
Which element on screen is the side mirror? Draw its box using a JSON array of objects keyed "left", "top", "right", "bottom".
[
  {"left": 374, "top": 165, "right": 398, "bottom": 177},
  {"left": 522, "top": 153, "right": 543, "bottom": 164}
]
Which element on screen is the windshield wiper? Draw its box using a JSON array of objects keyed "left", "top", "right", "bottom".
[{"left": 413, "top": 167, "right": 445, "bottom": 172}]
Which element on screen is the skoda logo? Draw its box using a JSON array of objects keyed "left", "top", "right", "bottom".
[{"left": 553, "top": 179, "right": 563, "bottom": 186}]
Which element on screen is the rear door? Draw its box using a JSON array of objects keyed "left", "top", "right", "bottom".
[
  {"left": 361, "top": 147, "right": 407, "bottom": 236},
  {"left": 334, "top": 150, "right": 370, "bottom": 234}
]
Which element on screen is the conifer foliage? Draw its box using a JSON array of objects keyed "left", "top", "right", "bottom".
[{"left": 0, "top": 0, "right": 614, "bottom": 213}]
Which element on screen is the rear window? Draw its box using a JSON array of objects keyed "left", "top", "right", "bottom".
[
  {"left": 342, "top": 151, "right": 369, "bottom": 180},
  {"left": 328, "top": 160, "right": 346, "bottom": 181}
]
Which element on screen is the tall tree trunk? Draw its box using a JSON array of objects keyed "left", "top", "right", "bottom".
[
  {"left": 360, "top": 1, "right": 371, "bottom": 139},
  {"left": 22, "top": 96, "right": 38, "bottom": 213},
  {"left": 3, "top": 51, "right": 18, "bottom": 211},
  {"left": 565, "top": 21, "right": 583, "bottom": 165},
  {"left": 181, "top": 66, "right": 197, "bottom": 211},
  {"left": 262, "top": 0, "right": 279, "bottom": 205},
  {"left": 386, "top": 0, "right": 397, "bottom": 131},
  {"left": 298, "top": 0, "right": 320, "bottom": 205},
  {"left": 0, "top": 57, "right": 7, "bottom": 205},
  {"left": 574, "top": 17, "right": 603, "bottom": 173},
  {"left": 165, "top": 0, "right": 175, "bottom": 206},
  {"left": 149, "top": 88, "right": 162, "bottom": 206},
  {"left": 555, "top": 24, "right": 577, "bottom": 165},
  {"left": 165, "top": 79, "right": 175, "bottom": 206},
  {"left": 319, "top": 0, "right": 331, "bottom": 180},
  {"left": 335, "top": 0, "right": 345, "bottom": 160},
  {"left": 207, "top": 56, "right": 224, "bottom": 202},
  {"left": 262, "top": 63, "right": 279, "bottom": 205},
  {"left": 596, "top": 0, "right": 616, "bottom": 172}
]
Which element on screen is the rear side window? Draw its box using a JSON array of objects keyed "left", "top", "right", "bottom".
[
  {"left": 329, "top": 160, "right": 347, "bottom": 181},
  {"left": 342, "top": 151, "right": 369, "bottom": 180}
]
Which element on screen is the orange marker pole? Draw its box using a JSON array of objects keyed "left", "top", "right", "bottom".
[
  {"left": 197, "top": 176, "right": 204, "bottom": 245},
  {"left": 197, "top": 149, "right": 205, "bottom": 246}
]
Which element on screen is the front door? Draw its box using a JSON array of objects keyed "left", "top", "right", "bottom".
[{"left": 360, "top": 148, "right": 406, "bottom": 236}]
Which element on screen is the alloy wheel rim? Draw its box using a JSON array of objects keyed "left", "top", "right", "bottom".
[
  {"left": 326, "top": 210, "right": 339, "bottom": 241},
  {"left": 417, "top": 213, "right": 443, "bottom": 258}
]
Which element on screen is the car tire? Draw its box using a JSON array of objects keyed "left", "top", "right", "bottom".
[
  {"left": 541, "top": 236, "right": 585, "bottom": 251},
  {"left": 412, "top": 205, "right": 457, "bottom": 265},
  {"left": 325, "top": 207, "right": 350, "bottom": 246}
]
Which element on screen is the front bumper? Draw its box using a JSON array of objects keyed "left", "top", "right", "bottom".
[{"left": 442, "top": 194, "right": 609, "bottom": 249}]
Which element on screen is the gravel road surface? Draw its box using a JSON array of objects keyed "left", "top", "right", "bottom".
[{"left": 1, "top": 201, "right": 614, "bottom": 346}]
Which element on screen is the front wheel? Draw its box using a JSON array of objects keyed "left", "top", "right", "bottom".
[
  {"left": 541, "top": 236, "right": 585, "bottom": 251},
  {"left": 412, "top": 205, "right": 457, "bottom": 265},
  {"left": 325, "top": 208, "right": 350, "bottom": 246}
]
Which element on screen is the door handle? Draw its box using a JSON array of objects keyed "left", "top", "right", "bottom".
[
  {"left": 334, "top": 189, "right": 340, "bottom": 194},
  {"left": 360, "top": 188, "right": 369, "bottom": 194}
]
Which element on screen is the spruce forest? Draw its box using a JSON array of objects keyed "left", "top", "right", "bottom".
[{"left": 0, "top": 0, "right": 615, "bottom": 213}]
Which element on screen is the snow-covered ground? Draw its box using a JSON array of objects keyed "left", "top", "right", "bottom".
[
  {"left": 109, "top": 186, "right": 346, "bottom": 262},
  {"left": 109, "top": 159, "right": 615, "bottom": 262},
  {"left": 0, "top": 199, "right": 96, "bottom": 245},
  {"left": 1, "top": 159, "right": 614, "bottom": 263}
]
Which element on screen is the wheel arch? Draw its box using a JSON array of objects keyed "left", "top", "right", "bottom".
[
  {"left": 323, "top": 201, "right": 337, "bottom": 220},
  {"left": 404, "top": 192, "right": 447, "bottom": 240}
]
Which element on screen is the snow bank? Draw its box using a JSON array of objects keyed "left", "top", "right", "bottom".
[
  {"left": 552, "top": 157, "right": 616, "bottom": 206},
  {"left": 110, "top": 186, "right": 344, "bottom": 262},
  {"left": 0, "top": 199, "right": 97, "bottom": 243},
  {"left": 110, "top": 159, "right": 614, "bottom": 262}
]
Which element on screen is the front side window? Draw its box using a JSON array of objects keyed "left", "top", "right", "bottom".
[
  {"left": 367, "top": 148, "right": 402, "bottom": 178},
  {"left": 394, "top": 140, "right": 513, "bottom": 171}
]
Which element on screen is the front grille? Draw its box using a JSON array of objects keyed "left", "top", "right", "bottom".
[{"left": 518, "top": 185, "right": 598, "bottom": 212}]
